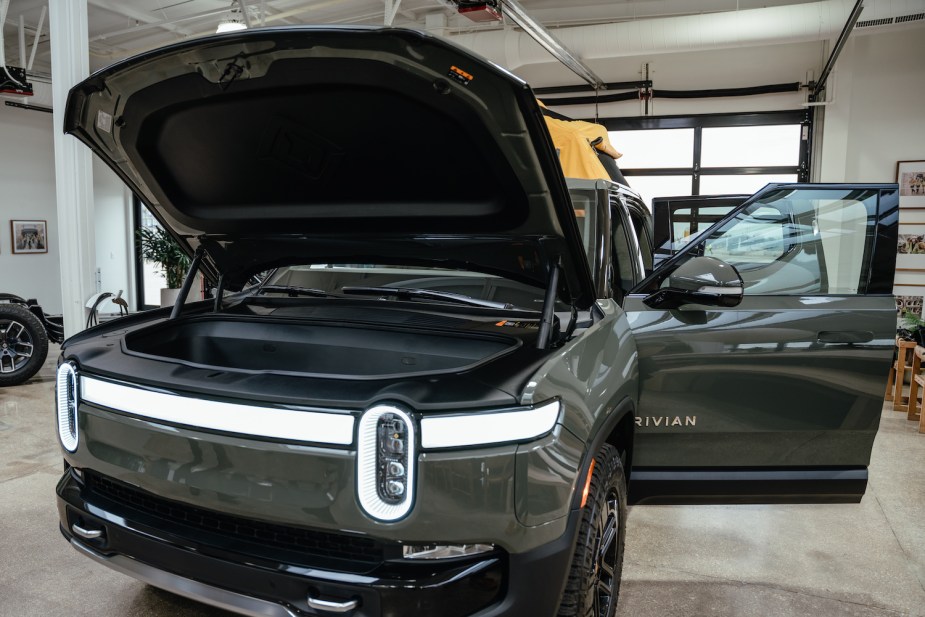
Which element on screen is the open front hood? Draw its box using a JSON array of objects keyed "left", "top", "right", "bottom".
[{"left": 65, "top": 26, "right": 595, "bottom": 307}]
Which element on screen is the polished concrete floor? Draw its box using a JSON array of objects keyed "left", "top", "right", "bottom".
[{"left": 1, "top": 346, "right": 924, "bottom": 617}]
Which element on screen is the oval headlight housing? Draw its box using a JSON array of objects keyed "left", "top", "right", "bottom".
[
  {"left": 56, "top": 362, "right": 79, "bottom": 452},
  {"left": 357, "top": 405, "right": 415, "bottom": 522}
]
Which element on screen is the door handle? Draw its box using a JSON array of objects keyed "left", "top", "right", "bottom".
[
  {"left": 817, "top": 331, "right": 874, "bottom": 344},
  {"left": 306, "top": 595, "right": 359, "bottom": 613}
]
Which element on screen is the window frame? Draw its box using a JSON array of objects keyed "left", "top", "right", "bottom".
[{"left": 601, "top": 110, "right": 811, "bottom": 196}]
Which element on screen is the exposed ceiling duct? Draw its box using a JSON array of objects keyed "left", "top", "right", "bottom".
[{"left": 447, "top": 0, "right": 925, "bottom": 72}]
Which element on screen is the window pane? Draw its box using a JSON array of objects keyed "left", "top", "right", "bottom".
[
  {"left": 609, "top": 129, "right": 694, "bottom": 168},
  {"left": 623, "top": 175, "right": 693, "bottom": 210},
  {"left": 700, "top": 174, "right": 798, "bottom": 196},
  {"left": 700, "top": 188, "right": 877, "bottom": 295},
  {"left": 701, "top": 125, "right": 801, "bottom": 167},
  {"left": 139, "top": 208, "right": 167, "bottom": 308}
]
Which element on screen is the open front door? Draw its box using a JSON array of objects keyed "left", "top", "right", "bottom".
[{"left": 625, "top": 184, "right": 898, "bottom": 504}]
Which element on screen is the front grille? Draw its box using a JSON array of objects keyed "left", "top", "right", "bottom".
[{"left": 86, "top": 472, "right": 389, "bottom": 566}]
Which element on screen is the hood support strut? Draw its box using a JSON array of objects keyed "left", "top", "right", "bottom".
[
  {"left": 169, "top": 245, "right": 205, "bottom": 320},
  {"left": 537, "top": 260, "right": 561, "bottom": 350}
]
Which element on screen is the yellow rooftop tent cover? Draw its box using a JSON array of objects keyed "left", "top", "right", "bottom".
[{"left": 540, "top": 101, "right": 622, "bottom": 181}]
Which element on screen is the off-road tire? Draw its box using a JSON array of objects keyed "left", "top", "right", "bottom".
[
  {"left": 557, "top": 444, "right": 627, "bottom": 617},
  {"left": 0, "top": 304, "right": 49, "bottom": 387}
]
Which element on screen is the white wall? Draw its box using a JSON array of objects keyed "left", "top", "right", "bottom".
[
  {"left": 535, "top": 40, "right": 825, "bottom": 119},
  {"left": 93, "top": 157, "right": 135, "bottom": 312},
  {"left": 531, "top": 21, "right": 925, "bottom": 184},
  {"left": 0, "top": 104, "right": 134, "bottom": 316},
  {"left": 818, "top": 26, "right": 925, "bottom": 182},
  {"left": 0, "top": 106, "right": 62, "bottom": 313}
]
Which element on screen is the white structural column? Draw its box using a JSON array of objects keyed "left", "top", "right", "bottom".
[{"left": 50, "top": 0, "right": 96, "bottom": 338}]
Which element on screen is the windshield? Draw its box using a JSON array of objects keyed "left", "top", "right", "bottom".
[{"left": 262, "top": 265, "right": 547, "bottom": 311}]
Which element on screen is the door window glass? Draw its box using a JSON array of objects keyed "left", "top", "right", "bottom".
[
  {"left": 612, "top": 209, "right": 638, "bottom": 297},
  {"left": 629, "top": 210, "right": 654, "bottom": 272},
  {"left": 698, "top": 188, "right": 877, "bottom": 295},
  {"left": 568, "top": 188, "right": 599, "bottom": 272}
]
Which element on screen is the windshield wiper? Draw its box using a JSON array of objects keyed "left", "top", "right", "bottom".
[
  {"left": 255, "top": 285, "right": 335, "bottom": 298},
  {"left": 341, "top": 286, "right": 521, "bottom": 310}
]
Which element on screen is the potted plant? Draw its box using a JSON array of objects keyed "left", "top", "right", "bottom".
[
  {"left": 900, "top": 310, "right": 925, "bottom": 346},
  {"left": 137, "top": 227, "right": 192, "bottom": 306}
]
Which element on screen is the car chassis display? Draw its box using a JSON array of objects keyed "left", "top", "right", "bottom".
[{"left": 0, "top": 293, "right": 63, "bottom": 386}]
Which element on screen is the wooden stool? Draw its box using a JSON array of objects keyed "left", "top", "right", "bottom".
[
  {"left": 890, "top": 338, "right": 918, "bottom": 412},
  {"left": 909, "top": 346, "right": 925, "bottom": 434},
  {"left": 908, "top": 346, "right": 924, "bottom": 421}
]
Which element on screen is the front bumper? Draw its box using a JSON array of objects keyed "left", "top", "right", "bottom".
[{"left": 57, "top": 469, "right": 581, "bottom": 617}]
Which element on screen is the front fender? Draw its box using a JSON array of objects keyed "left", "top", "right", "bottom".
[{"left": 515, "top": 300, "right": 639, "bottom": 524}]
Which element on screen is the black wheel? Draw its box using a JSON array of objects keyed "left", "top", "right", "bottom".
[
  {"left": 0, "top": 304, "right": 49, "bottom": 387},
  {"left": 558, "top": 444, "right": 627, "bottom": 617}
]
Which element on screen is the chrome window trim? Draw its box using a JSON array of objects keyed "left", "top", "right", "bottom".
[{"left": 79, "top": 376, "right": 355, "bottom": 446}]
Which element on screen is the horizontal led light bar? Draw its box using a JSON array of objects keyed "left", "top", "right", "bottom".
[
  {"left": 80, "top": 376, "right": 355, "bottom": 445},
  {"left": 420, "top": 400, "right": 561, "bottom": 449}
]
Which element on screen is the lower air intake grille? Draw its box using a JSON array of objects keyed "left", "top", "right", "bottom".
[{"left": 86, "top": 472, "right": 388, "bottom": 565}]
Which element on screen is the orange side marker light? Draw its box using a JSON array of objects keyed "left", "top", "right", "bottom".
[{"left": 580, "top": 459, "right": 596, "bottom": 508}]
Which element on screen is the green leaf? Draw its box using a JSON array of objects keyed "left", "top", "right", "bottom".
[{"left": 136, "top": 227, "right": 191, "bottom": 289}]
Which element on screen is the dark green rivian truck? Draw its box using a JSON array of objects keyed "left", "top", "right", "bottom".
[{"left": 54, "top": 27, "right": 898, "bottom": 617}]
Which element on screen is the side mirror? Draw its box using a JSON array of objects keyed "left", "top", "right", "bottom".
[{"left": 643, "top": 256, "right": 743, "bottom": 310}]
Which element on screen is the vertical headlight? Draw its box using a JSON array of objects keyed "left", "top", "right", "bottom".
[
  {"left": 56, "top": 363, "right": 79, "bottom": 452},
  {"left": 357, "top": 405, "right": 415, "bottom": 521}
]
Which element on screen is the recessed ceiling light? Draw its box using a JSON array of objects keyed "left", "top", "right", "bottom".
[{"left": 216, "top": 20, "right": 247, "bottom": 33}]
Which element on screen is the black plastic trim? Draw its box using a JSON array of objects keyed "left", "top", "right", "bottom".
[
  {"left": 57, "top": 470, "right": 581, "bottom": 617},
  {"left": 628, "top": 467, "right": 868, "bottom": 505},
  {"left": 868, "top": 187, "right": 899, "bottom": 294}
]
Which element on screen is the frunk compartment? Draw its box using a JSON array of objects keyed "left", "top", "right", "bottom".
[{"left": 123, "top": 316, "right": 518, "bottom": 378}]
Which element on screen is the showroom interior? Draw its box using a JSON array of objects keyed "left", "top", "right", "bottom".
[{"left": 1, "top": 0, "right": 924, "bottom": 616}]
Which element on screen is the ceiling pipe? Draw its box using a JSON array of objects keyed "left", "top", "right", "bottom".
[
  {"left": 26, "top": 5, "right": 46, "bottom": 71},
  {"left": 236, "top": 0, "right": 253, "bottom": 28},
  {"left": 448, "top": 0, "right": 890, "bottom": 72},
  {"left": 87, "top": 0, "right": 345, "bottom": 43},
  {"left": 813, "top": 0, "right": 863, "bottom": 99},
  {"left": 499, "top": 0, "right": 604, "bottom": 89}
]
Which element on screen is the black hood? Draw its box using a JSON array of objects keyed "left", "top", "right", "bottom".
[{"left": 65, "top": 26, "right": 595, "bottom": 306}]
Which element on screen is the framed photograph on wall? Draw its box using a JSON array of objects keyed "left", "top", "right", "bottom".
[
  {"left": 10, "top": 220, "right": 48, "bottom": 254},
  {"left": 896, "top": 224, "right": 925, "bottom": 269},
  {"left": 897, "top": 160, "right": 925, "bottom": 209}
]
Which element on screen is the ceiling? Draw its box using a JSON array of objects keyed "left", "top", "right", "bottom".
[{"left": 2, "top": 0, "right": 830, "bottom": 76}]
